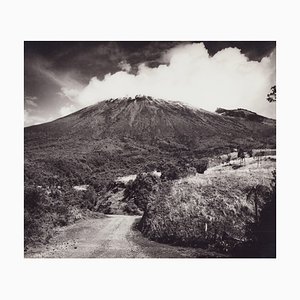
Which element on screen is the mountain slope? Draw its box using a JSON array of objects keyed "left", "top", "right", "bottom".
[
  {"left": 215, "top": 107, "right": 275, "bottom": 125},
  {"left": 25, "top": 95, "right": 275, "bottom": 185}
]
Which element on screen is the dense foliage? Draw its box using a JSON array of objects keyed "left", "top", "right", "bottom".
[
  {"left": 235, "top": 170, "right": 276, "bottom": 257},
  {"left": 124, "top": 173, "right": 160, "bottom": 211},
  {"left": 24, "top": 184, "right": 98, "bottom": 248}
]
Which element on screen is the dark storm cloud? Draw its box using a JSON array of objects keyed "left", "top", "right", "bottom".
[
  {"left": 24, "top": 41, "right": 182, "bottom": 121},
  {"left": 203, "top": 41, "right": 275, "bottom": 61},
  {"left": 25, "top": 42, "right": 181, "bottom": 84},
  {"left": 25, "top": 41, "right": 275, "bottom": 89}
]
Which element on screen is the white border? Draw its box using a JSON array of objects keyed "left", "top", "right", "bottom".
[{"left": 1, "top": 0, "right": 299, "bottom": 299}]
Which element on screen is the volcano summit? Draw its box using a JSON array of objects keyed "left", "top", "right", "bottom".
[{"left": 25, "top": 95, "right": 275, "bottom": 185}]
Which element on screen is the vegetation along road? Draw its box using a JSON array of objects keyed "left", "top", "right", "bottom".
[{"left": 25, "top": 214, "right": 225, "bottom": 258}]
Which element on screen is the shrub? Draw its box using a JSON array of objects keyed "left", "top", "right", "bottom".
[
  {"left": 226, "top": 154, "right": 231, "bottom": 163},
  {"left": 194, "top": 158, "right": 209, "bottom": 174},
  {"left": 138, "top": 170, "right": 274, "bottom": 254},
  {"left": 24, "top": 185, "right": 43, "bottom": 211},
  {"left": 247, "top": 149, "right": 253, "bottom": 157},
  {"left": 237, "top": 170, "right": 276, "bottom": 257},
  {"left": 124, "top": 173, "right": 159, "bottom": 211},
  {"left": 144, "top": 162, "right": 158, "bottom": 172},
  {"left": 24, "top": 184, "right": 93, "bottom": 248},
  {"left": 232, "top": 164, "right": 242, "bottom": 170},
  {"left": 82, "top": 187, "right": 98, "bottom": 209},
  {"left": 160, "top": 163, "right": 181, "bottom": 181},
  {"left": 238, "top": 148, "right": 245, "bottom": 159},
  {"left": 186, "top": 166, "right": 197, "bottom": 176},
  {"left": 124, "top": 202, "right": 142, "bottom": 215}
]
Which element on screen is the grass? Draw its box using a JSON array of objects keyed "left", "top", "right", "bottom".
[{"left": 138, "top": 157, "right": 275, "bottom": 253}]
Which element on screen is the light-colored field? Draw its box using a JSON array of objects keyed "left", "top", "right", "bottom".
[
  {"left": 193, "top": 155, "right": 276, "bottom": 186},
  {"left": 139, "top": 155, "right": 276, "bottom": 250}
]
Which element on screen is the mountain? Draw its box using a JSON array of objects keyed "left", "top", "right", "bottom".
[
  {"left": 215, "top": 107, "right": 275, "bottom": 125},
  {"left": 24, "top": 95, "right": 276, "bottom": 185}
]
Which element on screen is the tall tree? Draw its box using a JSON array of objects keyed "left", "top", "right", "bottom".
[{"left": 267, "top": 85, "right": 276, "bottom": 102}]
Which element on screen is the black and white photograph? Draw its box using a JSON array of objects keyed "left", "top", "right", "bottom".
[
  {"left": 2, "top": 1, "right": 300, "bottom": 299},
  {"left": 24, "top": 41, "right": 276, "bottom": 258}
]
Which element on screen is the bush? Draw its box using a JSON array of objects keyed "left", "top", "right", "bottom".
[
  {"left": 237, "top": 170, "right": 276, "bottom": 257},
  {"left": 24, "top": 186, "right": 43, "bottom": 211},
  {"left": 124, "top": 202, "right": 142, "bottom": 215},
  {"left": 138, "top": 182, "right": 215, "bottom": 248},
  {"left": 186, "top": 166, "right": 197, "bottom": 176},
  {"left": 144, "top": 162, "right": 158, "bottom": 172},
  {"left": 238, "top": 148, "right": 245, "bottom": 159},
  {"left": 24, "top": 185, "right": 50, "bottom": 246},
  {"left": 194, "top": 158, "right": 209, "bottom": 174},
  {"left": 82, "top": 187, "right": 98, "bottom": 209},
  {"left": 160, "top": 163, "right": 181, "bottom": 181},
  {"left": 226, "top": 154, "right": 231, "bottom": 163},
  {"left": 124, "top": 173, "right": 159, "bottom": 211},
  {"left": 138, "top": 170, "right": 274, "bottom": 254},
  {"left": 247, "top": 149, "right": 253, "bottom": 157},
  {"left": 24, "top": 184, "right": 92, "bottom": 248}
]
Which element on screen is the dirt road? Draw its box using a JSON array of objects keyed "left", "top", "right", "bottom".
[{"left": 25, "top": 215, "right": 225, "bottom": 258}]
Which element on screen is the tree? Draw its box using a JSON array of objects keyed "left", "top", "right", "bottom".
[
  {"left": 160, "top": 163, "right": 181, "bottom": 181},
  {"left": 194, "top": 158, "right": 209, "bottom": 174},
  {"left": 239, "top": 170, "right": 276, "bottom": 257},
  {"left": 124, "top": 173, "right": 159, "bottom": 211},
  {"left": 24, "top": 185, "right": 44, "bottom": 211},
  {"left": 237, "top": 148, "right": 245, "bottom": 160},
  {"left": 247, "top": 149, "right": 253, "bottom": 157},
  {"left": 144, "top": 162, "right": 158, "bottom": 173},
  {"left": 226, "top": 154, "right": 231, "bottom": 163},
  {"left": 254, "top": 170, "right": 276, "bottom": 257},
  {"left": 83, "top": 187, "right": 97, "bottom": 209},
  {"left": 237, "top": 148, "right": 245, "bottom": 166},
  {"left": 267, "top": 85, "right": 276, "bottom": 102}
]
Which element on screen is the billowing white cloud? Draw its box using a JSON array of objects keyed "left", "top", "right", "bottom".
[
  {"left": 63, "top": 43, "right": 275, "bottom": 118},
  {"left": 60, "top": 87, "right": 80, "bottom": 102},
  {"left": 59, "top": 104, "right": 76, "bottom": 117}
]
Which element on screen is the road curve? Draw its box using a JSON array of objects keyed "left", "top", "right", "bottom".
[{"left": 25, "top": 215, "right": 225, "bottom": 258}]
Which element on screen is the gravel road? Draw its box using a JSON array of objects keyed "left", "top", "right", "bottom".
[{"left": 25, "top": 215, "right": 226, "bottom": 258}]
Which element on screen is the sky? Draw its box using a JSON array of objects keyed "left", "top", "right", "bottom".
[{"left": 24, "top": 41, "right": 276, "bottom": 127}]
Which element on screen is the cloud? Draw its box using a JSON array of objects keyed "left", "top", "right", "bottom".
[
  {"left": 25, "top": 96, "right": 38, "bottom": 107},
  {"left": 25, "top": 100, "right": 38, "bottom": 107},
  {"left": 25, "top": 96, "right": 38, "bottom": 101},
  {"left": 24, "top": 109, "right": 54, "bottom": 127},
  {"left": 60, "top": 43, "right": 275, "bottom": 118},
  {"left": 59, "top": 87, "right": 80, "bottom": 102},
  {"left": 24, "top": 96, "right": 42, "bottom": 126},
  {"left": 118, "top": 60, "right": 131, "bottom": 72},
  {"left": 59, "top": 104, "right": 76, "bottom": 117},
  {"left": 30, "top": 57, "right": 84, "bottom": 96}
]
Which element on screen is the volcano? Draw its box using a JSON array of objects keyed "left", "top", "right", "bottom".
[{"left": 24, "top": 95, "right": 275, "bottom": 185}]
